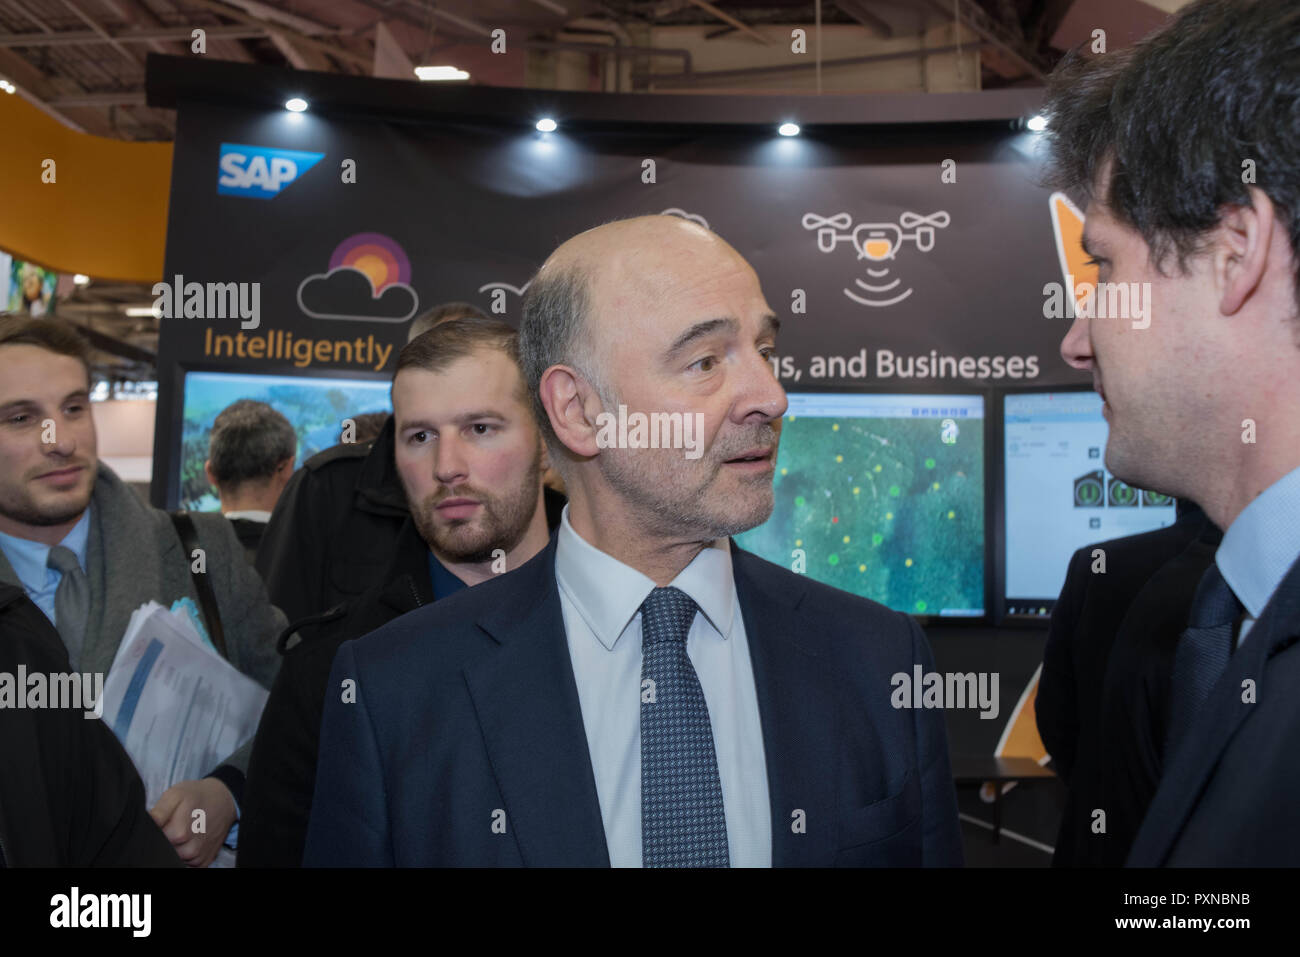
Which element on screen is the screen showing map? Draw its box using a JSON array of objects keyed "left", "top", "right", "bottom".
[{"left": 734, "top": 392, "right": 985, "bottom": 618}]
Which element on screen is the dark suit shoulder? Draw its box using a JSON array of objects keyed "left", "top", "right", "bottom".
[
  {"left": 731, "top": 546, "right": 919, "bottom": 657},
  {"left": 301, "top": 440, "right": 374, "bottom": 474}
]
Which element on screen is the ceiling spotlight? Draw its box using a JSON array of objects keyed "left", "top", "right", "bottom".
[
  {"left": 778, "top": 122, "right": 800, "bottom": 137},
  {"left": 125, "top": 305, "right": 161, "bottom": 318},
  {"left": 73, "top": 274, "right": 90, "bottom": 286},
  {"left": 1026, "top": 114, "right": 1047, "bottom": 132},
  {"left": 536, "top": 117, "right": 557, "bottom": 133},
  {"left": 0, "top": 80, "right": 15, "bottom": 94},
  {"left": 285, "top": 97, "right": 308, "bottom": 113},
  {"left": 415, "top": 65, "right": 470, "bottom": 81}
]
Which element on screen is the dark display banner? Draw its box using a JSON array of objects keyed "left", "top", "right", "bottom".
[{"left": 152, "top": 95, "right": 1086, "bottom": 505}]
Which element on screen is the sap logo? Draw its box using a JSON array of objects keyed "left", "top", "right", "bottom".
[{"left": 218, "top": 143, "right": 324, "bottom": 199}]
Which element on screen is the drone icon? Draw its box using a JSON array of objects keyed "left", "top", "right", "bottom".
[{"left": 802, "top": 210, "right": 951, "bottom": 307}]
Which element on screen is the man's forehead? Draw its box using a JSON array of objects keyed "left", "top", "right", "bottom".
[
  {"left": 393, "top": 353, "right": 525, "bottom": 415},
  {"left": 0, "top": 345, "right": 89, "bottom": 398},
  {"left": 592, "top": 243, "right": 762, "bottom": 322}
]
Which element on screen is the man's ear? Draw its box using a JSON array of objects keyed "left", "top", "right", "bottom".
[
  {"left": 538, "top": 365, "right": 603, "bottom": 459},
  {"left": 1217, "top": 187, "right": 1276, "bottom": 317},
  {"left": 203, "top": 459, "right": 218, "bottom": 490}
]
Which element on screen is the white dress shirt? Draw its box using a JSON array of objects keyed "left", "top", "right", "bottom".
[{"left": 554, "top": 505, "right": 772, "bottom": 867}]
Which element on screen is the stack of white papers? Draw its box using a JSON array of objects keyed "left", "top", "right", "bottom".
[{"left": 101, "top": 601, "right": 268, "bottom": 809}]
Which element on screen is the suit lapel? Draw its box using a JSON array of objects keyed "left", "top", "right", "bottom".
[
  {"left": 462, "top": 537, "right": 609, "bottom": 866},
  {"left": 1129, "top": 553, "right": 1300, "bottom": 865},
  {"left": 82, "top": 466, "right": 169, "bottom": 676},
  {"left": 732, "top": 546, "right": 838, "bottom": 866}
]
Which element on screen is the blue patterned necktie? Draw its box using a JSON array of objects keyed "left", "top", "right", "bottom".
[
  {"left": 639, "top": 586, "right": 729, "bottom": 868},
  {"left": 1167, "top": 563, "right": 1242, "bottom": 755}
]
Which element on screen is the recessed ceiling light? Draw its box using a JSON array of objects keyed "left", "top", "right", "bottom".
[{"left": 415, "top": 65, "right": 470, "bottom": 81}]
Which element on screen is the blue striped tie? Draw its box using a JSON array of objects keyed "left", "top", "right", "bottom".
[{"left": 639, "top": 586, "right": 729, "bottom": 868}]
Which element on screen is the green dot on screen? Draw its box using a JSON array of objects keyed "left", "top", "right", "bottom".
[
  {"left": 827, "top": 554, "right": 839, "bottom": 566},
  {"left": 794, "top": 496, "right": 805, "bottom": 507},
  {"left": 925, "top": 457, "right": 936, "bottom": 469},
  {"left": 916, "top": 600, "right": 928, "bottom": 612},
  {"left": 889, "top": 485, "right": 900, "bottom": 497},
  {"left": 872, "top": 533, "right": 883, "bottom": 546}
]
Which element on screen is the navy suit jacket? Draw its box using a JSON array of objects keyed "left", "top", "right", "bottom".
[
  {"left": 304, "top": 535, "right": 963, "bottom": 867},
  {"left": 1128, "top": 552, "right": 1300, "bottom": 866}
]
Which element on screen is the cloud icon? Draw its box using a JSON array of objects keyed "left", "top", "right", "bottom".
[{"left": 296, "top": 266, "right": 419, "bottom": 322}]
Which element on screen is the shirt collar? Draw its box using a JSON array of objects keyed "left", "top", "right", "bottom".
[
  {"left": 1217, "top": 463, "right": 1300, "bottom": 619},
  {"left": 0, "top": 506, "right": 91, "bottom": 584},
  {"left": 554, "top": 504, "right": 737, "bottom": 651}
]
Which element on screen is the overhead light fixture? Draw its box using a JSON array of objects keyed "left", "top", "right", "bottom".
[
  {"left": 0, "top": 79, "right": 15, "bottom": 94},
  {"left": 285, "top": 97, "right": 308, "bottom": 113},
  {"left": 125, "top": 305, "right": 161, "bottom": 318},
  {"left": 73, "top": 274, "right": 90, "bottom": 286},
  {"left": 1026, "top": 114, "right": 1047, "bottom": 132},
  {"left": 778, "top": 122, "right": 800, "bottom": 137},
  {"left": 536, "top": 117, "right": 557, "bottom": 133},
  {"left": 415, "top": 65, "right": 470, "bottom": 81}
]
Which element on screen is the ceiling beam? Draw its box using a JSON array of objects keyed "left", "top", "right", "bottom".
[
  {"left": 0, "top": 47, "right": 102, "bottom": 133},
  {"left": 48, "top": 91, "right": 148, "bottom": 106},
  {"left": 834, "top": 0, "right": 894, "bottom": 39},
  {"left": 634, "top": 42, "right": 965, "bottom": 88},
  {"left": 187, "top": 0, "right": 372, "bottom": 69},
  {"left": 0, "top": 25, "right": 267, "bottom": 47},
  {"left": 920, "top": 0, "right": 1047, "bottom": 79},
  {"left": 60, "top": 0, "right": 141, "bottom": 69},
  {"left": 686, "top": 0, "right": 774, "bottom": 45}
]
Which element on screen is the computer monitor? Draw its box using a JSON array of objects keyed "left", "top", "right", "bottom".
[
  {"left": 177, "top": 369, "right": 392, "bottom": 511},
  {"left": 1002, "top": 388, "right": 1175, "bottom": 620},
  {"left": 734, "top": 392, "right": 986, "bottom": 618}
]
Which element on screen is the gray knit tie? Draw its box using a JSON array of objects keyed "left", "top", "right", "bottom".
[{"left": 47, "top": 545, "right": 89, "bottom": 669}]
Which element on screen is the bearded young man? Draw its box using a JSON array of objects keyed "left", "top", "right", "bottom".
[{"left": 239, "top": 316, "right": 561, "bottom": 866}]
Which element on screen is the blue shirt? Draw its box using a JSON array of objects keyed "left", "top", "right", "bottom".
[
  {"left": 1217, "top": 464, "right": 1300, "bottom": 647},
  {"left": 0, "top": 509, "right": 91, "bottom": 628},
  {"left": 428, "top": 552, "right": 468, "bottom": 600},
  {"left": 554, "top": 505, "right": 772, "bottom": 867}
]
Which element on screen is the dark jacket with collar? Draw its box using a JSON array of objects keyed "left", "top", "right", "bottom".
[
  {"left": 1099, "top": 524, "right": 1219, "bottom": 865},
  {"left": 238, "top": 487, "right": 565, "bottom": 867},
  {"left": 1035, "top": 504, "right": 1215, "bottom": 866},
  {"left": 1128, "top": 548, "right": 1300, "bottom": 866},
  {"left": 255, "top": 416, "right": 408, "bottom": 624},
  {"left": 0, "top": 584, "right": 181, "bottom": 867},
  {"left": 303, "top": 535, "right": 963, "bottom": 867}
]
